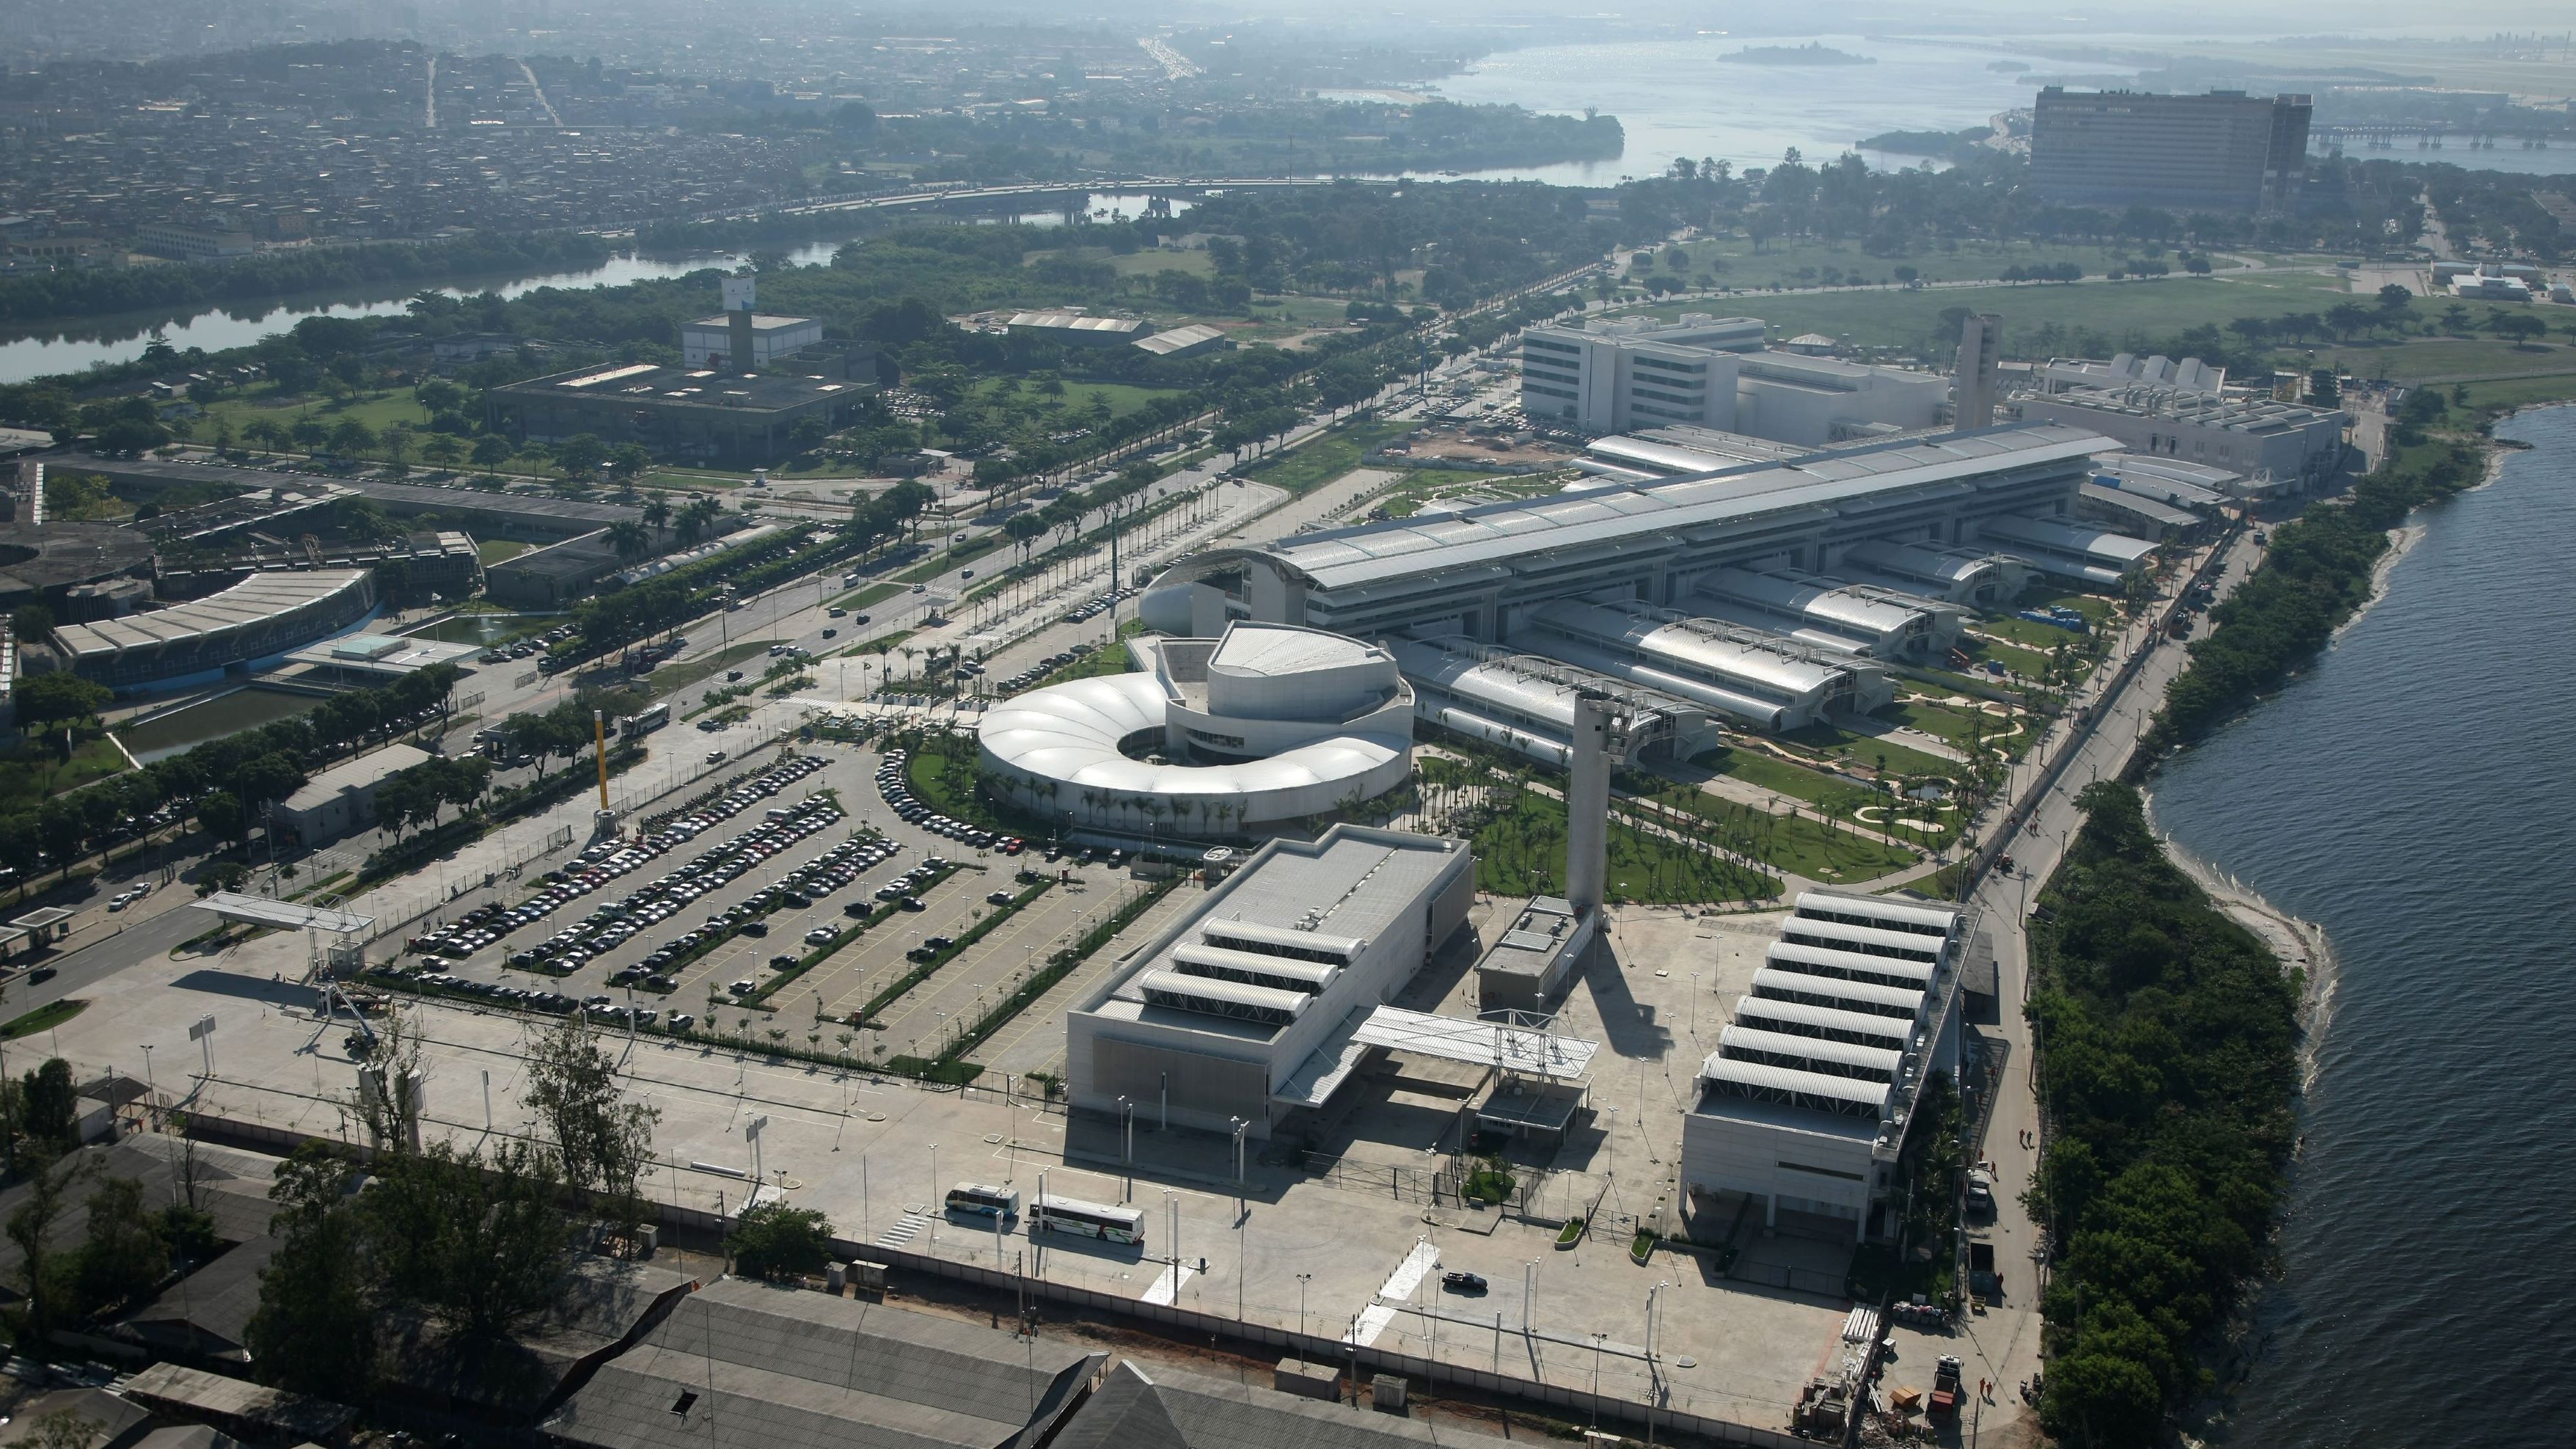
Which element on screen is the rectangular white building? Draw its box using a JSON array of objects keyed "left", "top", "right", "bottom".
[
  {"left": 2018, "top": 386, "right": 2345, "bottom": 489},
  {"left": 678, "top": 313, "right": 822, "bottom": 369},
  {"left": 1521, "top": 315, "right": 1950, "bottom": 448},
  {"left": 1064, "top": 825, "right": 1477, "bottom": 1140},
  {"left": 1680, "top": 892, "right": 1967, "bottom": 1242}
]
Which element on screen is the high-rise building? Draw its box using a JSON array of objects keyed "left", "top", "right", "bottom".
[{"left": 2029, "top": 88, "right": 2312, "bottom": 213}]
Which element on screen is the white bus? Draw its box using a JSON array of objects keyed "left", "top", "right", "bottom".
[
  {"left": 944, "top": 1183, "right": 1021, "bottom": 1219},
  {"left": 1031, "top": 1194, "right": 1144, "bottom": 1244},
  {"left": 618, "top": 702, "right": 673, "bottom": 740}
]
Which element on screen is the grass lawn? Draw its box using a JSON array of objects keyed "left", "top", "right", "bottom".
[
  {"left": 477, "top": 539, "right": 530, "bottom": 564},
  {"left": 2309, "top": 334, "right": 2576, "bottom": 386},
  {"left": 0, "top": 733, "right": 129, "bottom": 806},
  {"left": 830, "top": 581, "right": 906, "bottom": 612},
  {"left": 1251, "top": 294, "right": 1361, "bottom": 326},
  {"left": 649, "top": 638, "right": 781, "bottom": 696},
  {"left": 1632, "top": 784, "right": 1919, "bottom": 881},
  {"left": 1657, "top": 237, "right": 2148, "bottom": 292},
  {"left": 1644, "top": 270, "right": 2347, "bottom": 357},
  {"left": 1777, "top": 722, "right": 1958, "bottom": 781},
  {"left": 1237, "top": 417, "right": 1421, "bottom": 497},
  {"left": 1958, "top": 632, "right": 2054, "bottom": 679},
  {"left": 974, "top": 378, "right": 1186, "bottom": 421},
  {"left": 1876, "top": 699, "right": 1997, "bottom": 753},
  {"left": 2453, "top": 372, "right": 2576, "bottom": 412},
  {"left": 1977, "top": 610, "right": 2098, "bottom": 650},
  {"left": 1107, "top": 249, "right": 1214, "bottom": 277},
  {"left": 202, "top": 382, "right": 437, "bottom": 442},
  {"left": 2, "top": 999, "right": 88, "bottom": 1040}
]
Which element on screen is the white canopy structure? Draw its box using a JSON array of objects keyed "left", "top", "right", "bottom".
[{"left": 976, "top": 623, "right": 1413, "bottom": 836}]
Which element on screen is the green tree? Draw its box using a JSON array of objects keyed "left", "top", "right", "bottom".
[
  {"left": 522, "top": 1016, "right": 662, "bottom": 1225},
  {"left": 244, "top": 1143, "right": 375, "bottom": 1398},
  {"left": 21, "top": 1059, "right": 78, "bottom": 1147},
  {"left": 326, "top": 418, "right": 377, "bottom": 458},
  {"left": 469, "top": 434, "right": 513, "bottom": 472},
  {"left": 360, "top": 1140, "right": 569, "bottom": 1337},
  {"left": 727, "top": 1202, "right": 832, "bottom": 1281},
  {"left": 13, "top": 671, "right": 110, "bottom": 737},
  {"left": 604, "top": 519, "right": 653, "bottom": 565},
  {"left": 194, "top": 789, "right": 249, "bottom": 847},
  {"left": 554, "top": 432, "right": 609, "bottom": 479},
  {"left": 5, "top": 1150, "right": 91, "bottom": 1343},
  {"left": 71, "top": 1175, "right": 169, "bottom": 1316}
]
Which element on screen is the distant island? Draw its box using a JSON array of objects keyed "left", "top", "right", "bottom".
[
  {"left": 1859, "top": 124, "right": 1997, "bottom": 163},
  {"left": 1988, "top": 59, "right": 2031, "bottom": 73},
  {"left": 1719, "top": 43, "right": 1874, "bottom": 66}
]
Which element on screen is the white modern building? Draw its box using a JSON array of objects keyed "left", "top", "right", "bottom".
[
  {"left": 1733, "top": 353, "right": 1950, "bottom": 447},
  {"left": 1516, "top": 599, "right": 1894, "bottom": 731},
  {"left": 54, "top": 569, "right": 379, "bottom": 693},
  {"left": 2033, "top": 352, "right": 2228, "bottom": 397},
  {"left": 1380, "top": 633, "right": 1725, "bottom": 767},
  {"left": 2017, "top": 386, "right": 2345, "bottom": 489},
  {"left": 1518, "top": 315, "right": 1949, "bottom": 447},
  {"left": 1688, "top": 566, "right": 1967, "bottom": 660},
  {"left": 1681, "top": 892, "right": 1968, "bottom": 1242},
  {"left": 1520, "top": 314, "right": 1765, "bottom": 434},
  {"left": 976, "top": 621, "right": 1413, "bottom": 837},
  {"left": 1149, "top": 420, "right": 2132, "bottom": 665},
  {"left": 1064, "top": 825, "right": 1480, "bottom": 1139},
  {"left": 678, "top": 313, "right": 822, "bottom": 369}
]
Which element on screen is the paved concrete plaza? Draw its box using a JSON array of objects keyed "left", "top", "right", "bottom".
[{"left": 40, "top": 834, "right": 1867, "bottom": 1437}]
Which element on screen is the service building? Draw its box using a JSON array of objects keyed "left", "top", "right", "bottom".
[
  {"left": 1064, "top": 825, "right": 1477, "bottom": 1140},
  {"left": 1680, "top": 891, "right": 1968, "bottom": 1241}
]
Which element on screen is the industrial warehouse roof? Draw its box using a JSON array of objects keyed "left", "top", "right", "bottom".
[
  {"left": 1228, "top": 425, "right": 2117, "bottom": 593},
  {"left": 1975, "top": 513, "right": 2161, "bottom": 566},
  {"left": 1383, "top": 635, "right": 1708, "bottom": 734},
  {"left": 277, "top": 742, "right": 432, "bottom": 814},
  {"left": 1528, "top": 598, "right": 1859, "bottom": 697},
  {"left": 1007, "top": 310, "right": 1152, "bottom": 336},
  {"left": 1055, "top": 1360, "right": 1516, "bottom": 1449},
  {"left": 53, "top": 570, "right": 370, "bottom": 660},
  {"left": 1698, "top": 567, "right": 1931, "bottom": 639},
  {"left": 544, "top": 1277, "right": 1102, "bottom": 1449},
  {"left": 1133, "top": 323, "right": 1229, "bottom": 357},
  {"left": 494, "top": 363, "right": 859, "bottom": 413}
]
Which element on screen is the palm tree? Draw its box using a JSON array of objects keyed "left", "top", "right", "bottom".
[
  {"left": 643, "top": 496, "right": 671, "bottom": 535},
  {"left": 606, "top": 519, "right": 653, "bottom": 564}
]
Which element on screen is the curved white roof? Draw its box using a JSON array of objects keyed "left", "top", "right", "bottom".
[
  {"left": 978, "top": 671, "right": 1410, "bottom": 833},
  {"left": 1210, "top": 624, "right": 1386, "bottom": 679}
]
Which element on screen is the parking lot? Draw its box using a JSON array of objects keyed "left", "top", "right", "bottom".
[{"left": 380, "top": 736, "right": 1159, "bottom": 1070}]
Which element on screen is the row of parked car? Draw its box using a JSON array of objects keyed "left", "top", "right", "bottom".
[
  {"left": 478, "top": 623, "right": 577, "bottom": 665},
  {"left": 540, "top": 798, "right": 849, "bottom": 991},
  {"left": 1058, "top": 587, "right": 1133, "bottom": 625},
  {"left": 990, "top": 640, "right": 1099, "bottom": 695},
  {"left": 373, "top": 966, "right": 700, "bottom": 1034},
  {"left": 877, "top": 749, "right": 1024, "bottom": 853},
  {"left": 403, "top": 755, "right": 830, "bottom": 963}
]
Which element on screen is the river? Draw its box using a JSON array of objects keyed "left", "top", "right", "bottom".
[
  {"left": 2147, "top": 405, "right": 2576, "bottom": 1445},
  {"left": 0, "top": 193, "right": 1184, "bottom": 386}
]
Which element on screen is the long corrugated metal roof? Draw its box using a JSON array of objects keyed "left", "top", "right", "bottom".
[
  {"left": 544, "top": 1277, "right": 1100, "bottom": 1449},
  {"left": 1243, "top": 425, "right": 2113, "bottom": 591},
  {"left": 1716, "top": 1026, "right": 1903, "bottom": 1080},
  {"left": 55, "top": 570, "right": 370, "bottom": 660},
  {"left": 1731, "top": 996, "right": 1915, "bottom": 1048},
  {"left": 1768, "top": 941, "right": 1938, "bottom": 989}
]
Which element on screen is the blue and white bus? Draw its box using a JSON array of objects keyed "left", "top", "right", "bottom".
[
  {"left": 1031, "top": 1193, "right": 1143, "bottom": 1244},
  {"left": 945, "top": 1183, "right": 1021, "bottom": 1219}
]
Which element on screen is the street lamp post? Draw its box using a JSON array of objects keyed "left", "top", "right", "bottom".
[{"left": 1297, "top": 1272, "right": 1312, "bottom": 1339}]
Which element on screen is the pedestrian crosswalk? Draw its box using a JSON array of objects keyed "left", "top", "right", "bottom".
[{"left": 876, "top": 1211, "right": 931, "bottom": 1249}]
